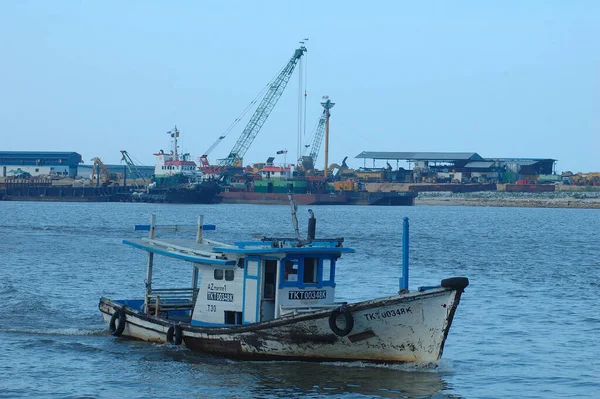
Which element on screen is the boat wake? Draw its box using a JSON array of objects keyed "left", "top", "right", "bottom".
[
  {"left": 0, "top": 327, "right": 107, "bottom": 336},
  {"left": 318, "top": 359, "right": 454, "bottom": 373}
]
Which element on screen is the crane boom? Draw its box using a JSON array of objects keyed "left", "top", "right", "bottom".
[
  {"left": 90, "top": 157, "right": 110, "bottom": 180},
  {"left": 199, "top": 135, "right": 226, "bottom": 167},
  {"left": 219, "top": 46, "right": 307, "bottom": 168},
  {"left": 308, "top": 110, "right": 327, "bottom": 163},
  {"left": 90, "top": 157, "right": 113, "bottom": 186},
  {"left": 120, "top": 150, "right": 147, "bottom": 189}
]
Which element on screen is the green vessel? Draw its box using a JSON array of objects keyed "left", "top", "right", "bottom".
[{"left": 253, "top": 178, "right": 309, "bottom": 194}]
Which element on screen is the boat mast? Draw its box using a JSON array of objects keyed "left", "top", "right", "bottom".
[
  {"left": 192, "top": 215, "right": 203, "bottom": 293},
  {"left": 170, "top": 126, "right": 180, "bottom": 161},
  {"left": 144, "top": 214, "right": 156, "bottom": 312},
  {"left": 399, "top": 217, "right": 410, "bottom": 292}
]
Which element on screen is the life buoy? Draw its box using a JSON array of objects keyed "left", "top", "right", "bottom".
[
  {"left": 440, "top": 277, "right": 470, "bottom": 292},
  {"left": 328, "top": 307, "right": 354, "bottom": 336},
  {"left": 166, "top": 324, "right": 183, "bottom": 345},
  {"left": 109, "top": 309, "right": 126, "bottom": 336}
]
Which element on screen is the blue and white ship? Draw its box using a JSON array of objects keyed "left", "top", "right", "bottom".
[{"left": 99, "top": 199, "right": 468, "bottom": 363}]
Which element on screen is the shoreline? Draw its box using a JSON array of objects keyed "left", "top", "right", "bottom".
[{"left": 414, "top": 193, "right": 600, "bottom": 209}]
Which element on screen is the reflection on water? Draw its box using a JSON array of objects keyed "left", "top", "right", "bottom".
[
  {"left": 246, "top": 362, "right": 452, "bottom": 398},
  {"left": 168, "top": 349, "right": 454, "bottom": 398}
]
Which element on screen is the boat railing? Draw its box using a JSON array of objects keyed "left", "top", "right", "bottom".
[
  {"left": 279, "top": 303, "right": 340, "bottom": 317},
  {"left": 145, "top": 288, "right": 199, "bottom": 315}
]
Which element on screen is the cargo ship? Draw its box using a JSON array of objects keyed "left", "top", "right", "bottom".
[
  {"left": 133, "top": 127, "right": 221, "bottom": 204},
  {"left": 219, "top": 162, "right": 416, "bottom": 206}
]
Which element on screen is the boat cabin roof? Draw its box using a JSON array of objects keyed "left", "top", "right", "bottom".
[{"left": 123, "top": 237, "right": 354, "bottom": 266}]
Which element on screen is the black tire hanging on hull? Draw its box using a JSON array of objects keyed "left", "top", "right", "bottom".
[
  {"left": 166, "top": 326, "right": 175, "bottom": 344},
  {"left": 174, "top": 324, "right": 183, "bottom": 345},
  {"left": 441, "top": 277, "right": 470, "bottom": 292},
  {"left": 167, "top": 324, "right": 183, "bottom": 345},
  {"left": 109, "top": 309, "right": 126, "bottom": 336},
  {"left": 329, "top": 307, "right": 354, "bottom": 336}
]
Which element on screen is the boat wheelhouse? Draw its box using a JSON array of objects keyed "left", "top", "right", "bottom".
[{"left": 119, "top": 215, "right": 349, "bottom": 329}]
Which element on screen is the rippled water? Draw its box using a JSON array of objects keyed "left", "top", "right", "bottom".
[{"left": 1, "top": 202, "right": 599, "bottom": 398}]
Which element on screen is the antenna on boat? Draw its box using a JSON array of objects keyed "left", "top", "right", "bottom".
[{"left": 288, "top": 192, "right": 301, "bottom": 240}]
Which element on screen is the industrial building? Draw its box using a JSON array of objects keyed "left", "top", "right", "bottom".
[
  {"left": 0, "top": 151, "right": 82, "bottom": 178},
  {"left": 355, "top": 151, "right": 556, "bottom": 184},
  {"left": 77, "top": 164, "right": 155, "bottom": 180},
  {"left": 0, "top": 151, "right": 155, "bottom": 181}
]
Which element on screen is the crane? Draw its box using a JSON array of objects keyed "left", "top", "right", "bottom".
[
  {"left": 299, "top": 109, "right": 326, "bottom": 171},
  {"left": 120, "top": 150, "right": 148, "bottom": 189},
  {"left": 90, "top": 157, "right": 113, "bottom": 186},
  {"left": 199, "top": 135, "right": 226, "bottom": 168},
  {"left": 218, "top": 45, "right": 307, "bottom": 177}
]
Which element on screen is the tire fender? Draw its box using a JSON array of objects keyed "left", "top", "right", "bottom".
[
  {"left": 441, "top": 277, "right": 470, "bottom": 292},
  {"left": 166, "top": 325, "right": 183, "bottom": 345},
  {"left": 166, "top": 326, "right": 175, "bottom": 344},
  {"left": 174, "top": 324, "right": 183, "bottom": 345},
  {"left": 328, "top": 307, "right": 354, "bottom": 337},
  {"left": 109, "top": 309, "right": 126, "bottom": 337}
]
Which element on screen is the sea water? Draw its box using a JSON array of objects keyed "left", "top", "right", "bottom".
[{"left": 1, "top": 201, "right": 598, "bottom": 398}]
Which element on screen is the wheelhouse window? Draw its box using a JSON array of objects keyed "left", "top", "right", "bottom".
[
  {"left": 225, "top": 269, "right": 234, "bottom": 281},
  {"left": 224, "top": 311, "right": 243, "bottom": 325},
  {"left": 284, "top": 259, "right": 298, "bottom": 282},
  {"left": 303, "top": 257, "right": 318, "bottom": 284},
  {"left": 214, "top": 269, "right": 223, "bottom": 280},
  {"left": 322, "top": 259, "right": 332, "bottom": 282}
]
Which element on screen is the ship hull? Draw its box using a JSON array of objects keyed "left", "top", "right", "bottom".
[
  {"left": 347, "top": 191, "right": 417, "bottom": 206},
  {"left": 219, "top": 191, "right": 348, "bottom": 205},
  {"left": 135, "top": 181, "right": 221, "bottom": 204},
  {"left": 99, "top": 285, "right": 464, "bottom": 364}
]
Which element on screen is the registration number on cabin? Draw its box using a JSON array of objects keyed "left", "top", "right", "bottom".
[
  {"left": 207, "top": 292, "right": 234, "bottom": 302},
  {"left": 288, "top": 290, "right": 327, "bottom": 300}
]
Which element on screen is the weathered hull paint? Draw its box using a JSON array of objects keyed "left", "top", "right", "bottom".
[{"left": 100, "top": 287, "right": 463, "bottom": 363}]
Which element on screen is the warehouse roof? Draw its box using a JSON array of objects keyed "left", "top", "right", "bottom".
[
  {"left": 0, "top": 151, "right": 83, "bottom": 165},
  {"left": 486, "top": 158, "right": 557, "bottom": 163},
  {"left": 355, "top": 151, "right": 484, "bottom": 161},
  {"left": 0, "top": 151, "right": 82, "bottom": 159},
  {"left": 464, "top": 161, "right": 495, "bottom": 168}
]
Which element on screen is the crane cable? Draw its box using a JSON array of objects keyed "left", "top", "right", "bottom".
[
  {"left": 124, "top": 151, "right": 145, "bottom": 168},
  {"left": 208, "top": 62, "right": 289, "bottom": 155}
]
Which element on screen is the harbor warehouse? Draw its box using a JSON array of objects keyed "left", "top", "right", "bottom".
[{"left": 0, "top": 151, "right": 82, "bottom": 178}]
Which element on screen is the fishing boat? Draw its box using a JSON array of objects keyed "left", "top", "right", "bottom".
[{"left": 99, "top": 197, "right": 468, "bottom": 363}]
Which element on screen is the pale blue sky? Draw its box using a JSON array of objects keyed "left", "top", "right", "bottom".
[{"left": 1, "top": 1, "right": 598, "bottom": 173}]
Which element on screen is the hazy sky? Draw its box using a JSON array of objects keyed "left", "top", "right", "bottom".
[{"left": 1, "top": 1, "right": 598, "bottom": 173}]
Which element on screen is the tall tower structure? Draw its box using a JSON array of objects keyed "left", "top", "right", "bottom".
[{"left": 321, "top": 96, "right": 335, "bottom": 178}]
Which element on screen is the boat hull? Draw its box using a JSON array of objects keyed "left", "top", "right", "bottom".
[
  {"left": 135, "top": 181, "right": 221, "bottom": 204},
  {"left": 219, "top": 191, "right": 348, "bottom": 205},
  {"left": 346, "top": 191, "right": 417, "bottom": 206},
  {"left": 100, "top": 286, "right": 464, "bottom": 363}
]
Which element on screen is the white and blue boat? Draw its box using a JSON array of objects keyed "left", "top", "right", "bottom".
[{"left": 99, "top": 199, "right": 468, "bottom": 363}]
